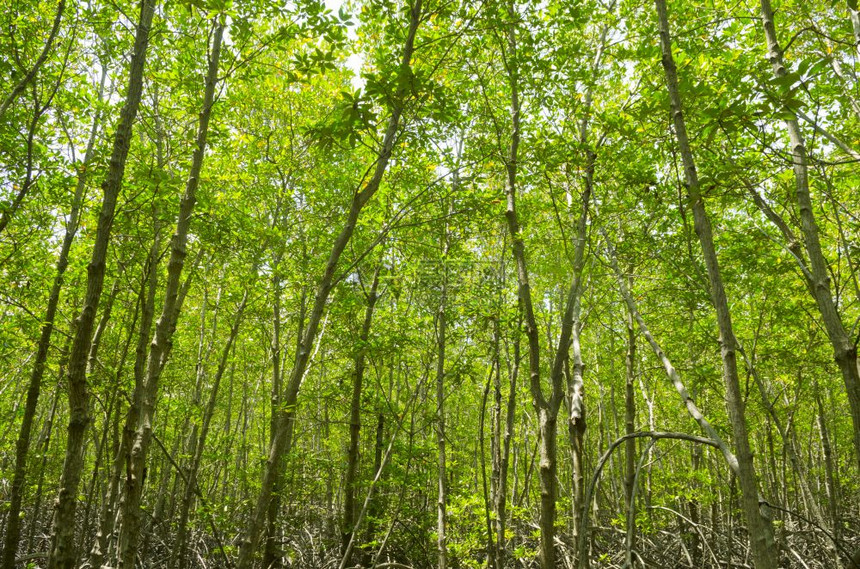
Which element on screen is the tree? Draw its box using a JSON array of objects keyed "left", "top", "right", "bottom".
[
  {"left": 653, "top": 0, "right": 777, "bottom": 565},
  {"left": 3, "top": 1, "right": 860, "bottom": 568},
  {"left": 48, "top": 1, "right": 157, "bottom": 566}
]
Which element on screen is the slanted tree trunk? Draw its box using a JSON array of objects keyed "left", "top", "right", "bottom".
[
  {"left": 757, "top": 0, "right": 860, "bottom": 476},
  {"left": 114, "top": 20, "right": 224, "bottom": 569},
  {"left": 235, "top": 5, "right": 423, "bottom": 566},
  {"left": 596, "top": 202, "right": 776, "bottom": 568},
  {"left": 654, "top": 2, "right": 777, "bottom": 566},
  {"left": 47, "top": 0, "right": 156, "bottom": 566}
]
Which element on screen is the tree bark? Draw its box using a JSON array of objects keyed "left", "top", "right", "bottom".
[
  {"left": 262, "top": 271, "right": 284, "bottom": 569},
  {"left": 26, "top": 381, "right": 61, "bottom": 553},
  {"left": 90, "top": 231, "right": 159, "bottom": 569},
  {"left": 0, "top": 66, "right": 105, "bottom": 569},
  {"left": 361, "top": 410, "right": 386, "bottom": 564},
  {"left": 114, "top": 20, "right": 223, "bottom": 569},
  {"left": 623, "top": 288, "right": 636, "bottom": 553},
  {"left": 87, "top": 281, "right": 119, "bottom": 376},
  {"left": 173, "top": 290, "right": 248, "bottom": 569},
  {"left": 816, "top": 383, "right": 840, "bottom": 545},
  {"left": 500, "top": 6, "right": 590, "bottom": 567},
  {"left": 566, "top": 145, "right": 592, "bottom": 556},
  {"left": 235, "top": 5, "right": 422, "bottom": 567},
  {"left": 567, "top": 238, "right": 587, "bottom": 557},
  {"left": 654, "top": 1, "right": 777, "bottom": 567},
  {"left": 435, "top": 204, "right": 450, "bottom": 569},
  {"left": 47, "top": 0, "right": 156, "bottom": 566},
  {"left": 491, "top": 296, "right": 519, "bottom": 569},
  {"left": 757, "top": 0, "right": 860, "bottom": 476},
  {"left": 341, "top": 268, "right": 380, "bottom": 561}
]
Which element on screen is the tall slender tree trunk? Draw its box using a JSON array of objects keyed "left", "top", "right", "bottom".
[
  {"left": 499, "top": 5, "right": 586, "bottom": 566},
  {"left": 82, "top": 386, "right": 116, "bottom": 550},
  {"left": 491, "top": 294, "right": 519, "bottom": 569},
  {"left": 262, "top": 285, "right": 305, "bottom": 569},
  {"left": 94, "top": 229, "right": 160, "bottom": 569},
  {"left": 567, "top": 234, "right": 588, "bottom": 558},
  {"left": 26, "top": 381, "right": 61, "bottom": 553},
  {"left": 749, "top": 360, "right": 840, "bottom": 563},
  {"left": 501, "top": 14, "right": 577, "bottom": 569},
  {"left": 654, "top": 1, "right": 777, "bottom": 567},
  {"left": 435, "top": 201, "right": 450, "bottom": 569},
  {"left": 500, "top": 8, "right": 553, "bottom": 565},
  {"left": 173, "top": 291, "right": 248, "bottom": 569},
  {"left": 361, "top": 409, "right": 386, "bottom": 564},
  {"left": 490, "top": 319, "right": 503, "bottom": 566},
  {"left": 566, "top": 147, "right": 592, "bottom": 558},
  {"left": 88, "top": 387, "right": 122, "bottom": 568},
  {"left": 815, "top": 384, "right": 840, "bottom": 545},
  {"left": 757, "top": 0, "right": 860, "bottom": 476},
  {"left": 114, "top": 21, "right": 223, "bottom": 569},
  {"left": 341, "top": 268, "right": 380, "bottom": 561},
  {"left": 47, "top": 1, "right": 156, "bottom": 566},
  {"left": 0, "top": 67, "right": 105, "bottom": 569},
  {"left": 623, "top": 291, "right": 636, "bottom": 552},
  {"left": 262, "top": 271, "right": 283, "bottom": 569},
  {"left": 565, "top": 14, "right": 609, "bottom": 557},
  {"left": 596, "top": 193, "right": 775, "bottom": 569},
  {"left": 80, "top": 278, "right": 122, "bottom": 551},
  {"left": 88, "top": 281, "right": 119, "bottom": 376},
  {"left": 236, "top": 5, "right": 422, "bottom": 566}
]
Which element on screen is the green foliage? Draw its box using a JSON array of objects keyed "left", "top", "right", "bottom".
[{"left": 1, "top": 0, "right": 859, "bottom": 567}]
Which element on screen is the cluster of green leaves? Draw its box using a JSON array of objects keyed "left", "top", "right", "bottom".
[{"left": 2, "top": 0, "right": 860, "bottom": 566}]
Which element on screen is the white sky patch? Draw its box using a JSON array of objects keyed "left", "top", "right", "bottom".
[
  {"left": 324, "top": 0, "right": 365, "bottom": 90},
  {"left": 345, "top": 53, "right": 365, "bottom": 89}
]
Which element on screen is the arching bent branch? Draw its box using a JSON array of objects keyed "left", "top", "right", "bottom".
[{"left": 576, "top": 431, "right": 720, "bottom": 569}]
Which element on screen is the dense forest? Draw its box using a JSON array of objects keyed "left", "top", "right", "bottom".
[{"left": 1, "top": 0, "right": 860, "bottom": 567}]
